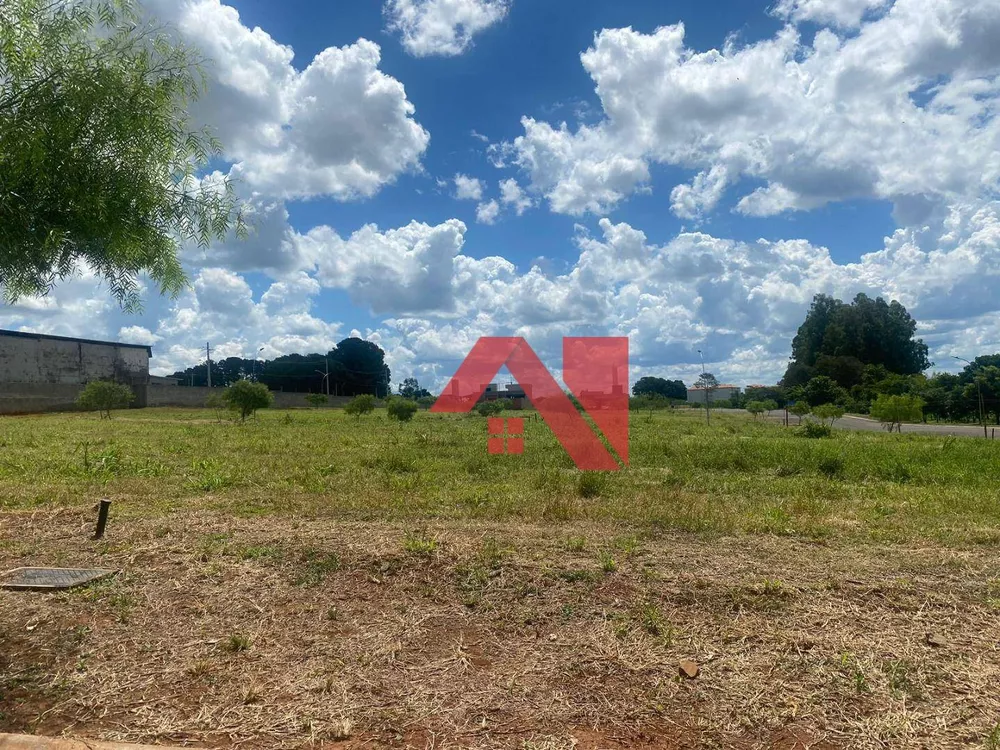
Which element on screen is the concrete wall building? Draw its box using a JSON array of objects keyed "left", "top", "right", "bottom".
[
  {"left": 0, "top": 329, "right": 151, "bottom": 413},
  {"left": 687, "top": 384, "right": 741, "bottom": 404}
]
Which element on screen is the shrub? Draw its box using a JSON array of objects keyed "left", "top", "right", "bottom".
[
  {"left": 305, "top": 393, "right": 328, "bottom": 408},
  {"left": 223, "top": 379, "right": 274, "bottom": 422},
  {"left": 789, "top": 401, "right": 812, "bottom": 424},
  {"left": 76, "top": 380, "right": 134, "bottom": 419},
  {"left": 416, "top": 395, "right": 436, "bottom": 409},
  {"left": 871, "top": 394, "right": 924, "bottom": 433},
  {"left": 813, "top": 403, "right": 845, "bottom": 426},
  {"left": 344, "top": 394, "right": 376, "bottom": 418},
  {"left": 387, "top": 398, "right": 419, "bottom": 422},
  {"left": 797, "top": 421, "right": 833, "bottom": 439},
  {"left": 475, "top": 400, "right": 506, "bottom": 417},
  {"left": 746, "top": 400, "right": 767, "bottom": 420},
  {"left": 630, "top": 395, "right": 670, "bottom": 412}
]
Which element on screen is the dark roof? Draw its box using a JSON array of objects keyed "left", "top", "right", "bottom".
[{"left": 0, "top": 328, "right": 152, "bottom": 356}]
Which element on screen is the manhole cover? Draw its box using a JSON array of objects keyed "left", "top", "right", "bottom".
[{"left": 0, "top": 567, "right": 117, "bottom": 591}]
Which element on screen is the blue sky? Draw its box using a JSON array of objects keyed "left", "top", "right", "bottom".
[
  {"left": 3, "top": 0, "right": 998, "bottom": 389},
  {"left": 232, "top": 0, "right": 895, "bottom": 266}
]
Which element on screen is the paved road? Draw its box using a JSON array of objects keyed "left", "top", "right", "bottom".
[
  {"left": 834, "top": 414, "right": 996, "bottom": 438},
  {"left": 772, "top": 412, "right": 997, "bottom": 438}
]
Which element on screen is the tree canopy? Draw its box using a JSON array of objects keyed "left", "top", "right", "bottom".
[
  {"left": 871, "top": 394, "right": 924, "bottom": 433},
  {"left": 398, "top": 377, "right": 432, "bottom": 400},
  {"left": 0, "top": 0, "right": 243, "bottom": 308},
  {"left": 783, "top": 294, "right": 930, "bottom": 388},
  {"left": 632, "top": 376, "right": 686, "bottom": 400},
  {"left": 169, "top": 337, "right": 391, "bottom": 396},
  {"left": 330, "top": 338, "right": 392, "bottom": 397}
]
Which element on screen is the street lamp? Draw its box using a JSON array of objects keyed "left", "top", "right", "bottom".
[
  {"left": 252, "top": 346, "right": 264, "bottom": 380},
  {"left": 698, "top": 348, "right": 710, "bottom": 426},
  {"left": 954, "top": 356, "right": 987, "bottom": 438},
  {"left": 315, "top": 358, "right": 330, "bottom": 396}
]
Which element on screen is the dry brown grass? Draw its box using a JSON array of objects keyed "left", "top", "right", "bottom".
[{"left": 2, "top": 507, "right": 999, "bottom": 749}]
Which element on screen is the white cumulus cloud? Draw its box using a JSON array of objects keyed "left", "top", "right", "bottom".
[
  {"left": 385, "top": 0, "right": 510, "bottom": 57},
  {"left": 476, "top": 200, "right": 500, "bottom": 224},
  {"left": 454, "top": 174, "right": 484, "bottom": 201},
  {"left": 147, "top": 0, "right": 429, "bottom": 201},
  {"left": 504, "top": 0, "right": 1000, "bottom": 224},
  {"left": 299, "top": 219, "right": 469, "bottom": 316},
  {"left": 499, "top": 178, "right": 533, "bottom": 215},
  {"left": 772, "top": 0, "right": 892, "bottom": 28}
]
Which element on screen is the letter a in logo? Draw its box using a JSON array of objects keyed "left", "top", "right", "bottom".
[{"left": 431, "top": 337, "right": 628, "bottom": 470}]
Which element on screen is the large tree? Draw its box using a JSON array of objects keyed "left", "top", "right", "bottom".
[
  {"left": 957, "top": 357, "right": 1000, "bottom": 425},
  {"left": 632, "top": 376, "right": 686, "bottom": 400},
  {"left": 0, "top": 0, "right": 243, "bottom": 309},
  {"left": 398, "top": 377, "right": 431, "bottom": 400},
  {"left": 331, "top": 338, "right": 392, "bottom": 397},
  {"left": 783, "top": 294, "right": 930, "bottom": 387}
]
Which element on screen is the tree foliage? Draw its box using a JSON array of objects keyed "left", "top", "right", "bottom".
[
  {"left": 812, "top": 403, "right": 845, "bottom": 426},
  {"left": 745, "top": 399, "right": 778, "bottom": 419},
  {"left": 789, "top": 401, "right": 812, "bottom": 424},
  {"left": 475, "top": 400, "right": 506, "bottom": 417},
  {"left": 744, "top": 385, "right": 786, "bottom": 408},
  {"left": 693, "top": 372, "right": 719, "bottom": 406},
  {"left": 344, "top": 394, "right": 376, "bottom": 418},
  {"left": 784, "top": 294, "right": 930, "bottom": 389},
  {"left": 169, "top": 338, "right": 391, "bottom": 395},
  {"left": 0, "top": 0, "right": 244, "bottom": 308},
  {"left": 76, "top": 379, "right": 134, "bottom": 418},
  {"left": 800, "top": 375, "right": 848, "bottom": 407},
  {"left": 331, "top": 338, "right": 392, "bottom": 397},
  {"left": 632, "top": 376, "right": 686, "bottom": 400},
  {"left": 398, "top": 377, "right": 432, "bottom": 400},
  {"left": 870, "top": 394, "right": 924, "bottom": 433},
  {"left": 222, "top": 379, "right": 273, "bottom": 422},
  {"left": 387, "top": 397, "right": 419, "bottom": 422},
  {"left": 305, "top": 393, "right": 328, "bottom": 408}
]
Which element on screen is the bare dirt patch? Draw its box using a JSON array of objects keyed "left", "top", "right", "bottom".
[{"left": 1, "top": 509, "right": 998, "bottom": 748}]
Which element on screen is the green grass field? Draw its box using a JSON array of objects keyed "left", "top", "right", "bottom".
[
  {"left": 3, "top": 407, "right": 1000, "bottom": 749},
  {"left": 2, "top": 406, "right": 999, "bottom": 545}
]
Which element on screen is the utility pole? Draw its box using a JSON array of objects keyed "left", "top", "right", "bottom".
[
  {"left": 206, "top": 342, "right": 212, "bottom": 389},
  {"left": 698, "top": 348, "right": 710, "bottom": 426},
  {"left": 955, "top": 356, "right": 987, "bottom": 438}
]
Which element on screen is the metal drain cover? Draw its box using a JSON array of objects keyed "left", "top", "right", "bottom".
[{"left": 0, "top": 567, "right": 117, "bottom": 591}]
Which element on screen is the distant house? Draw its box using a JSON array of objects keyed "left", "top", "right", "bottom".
[
  {"left": 150, "top": 375, "right": 181, "bottom": 387},
  {"left": 479, "top": 382, "right": 530, "bottom": 409},
  {"left": 687, "top": 384, "right": 741, "bottom": 404}
]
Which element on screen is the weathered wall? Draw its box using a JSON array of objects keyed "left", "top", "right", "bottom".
[
  {"left": 0, "top": 383, "right": 85, "bottom": 414},
  {"left": 0, "top": 334, "right": 149, "bottom": 386},
  {"left": 0, "top": 381, "right": 354, "bottom": 415},
  {"left": 148, "top": 385, "right": 353, "bottom": 409},
  {"left": 687, "top": 387, "right": 740, "bottom": 404}
]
